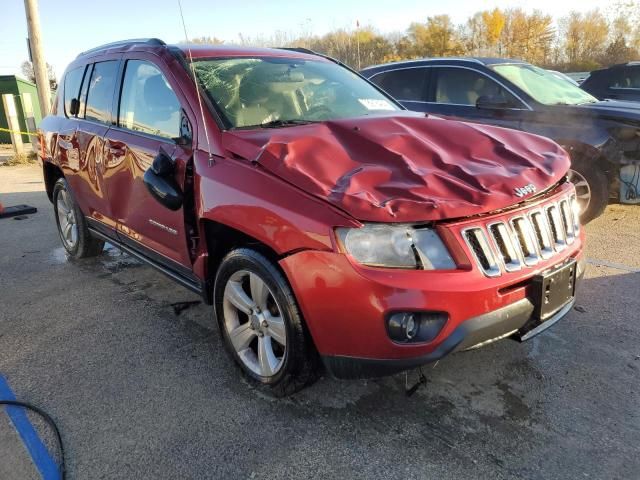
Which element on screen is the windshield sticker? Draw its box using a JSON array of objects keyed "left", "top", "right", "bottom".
[{"left": 358, "top": 99, "right": 395, "bottom": 111}]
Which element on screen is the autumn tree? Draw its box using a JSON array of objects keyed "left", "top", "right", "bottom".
[
  {"left": 499, "top": 9, "right": 555, "bottom": 65},
  {"left": 462, "top": 9, "right": 506, "bottom": 56},
  {"left": 560, "top": 10, "right": 609, "bottom": 70},
  {"left": 482, "top": 9, "right": 506, "bottom": 53},
  {"left": 308, "top": 27, "right": 393, "bottom": 69},
  {"left": 401, "top": 15, "right": 464, "bottom": 58},
  {"left": 189, "top": 4, "right": 639, "bottom": 72},
  {"left": 603, "top": 2, "right": 640, "bottom": 65},
  {"left": 21, "top": 61, "right": 57, "bottom": 90},
  {"left": 190, "top": 36, "right": 224, "bottom": 45}
]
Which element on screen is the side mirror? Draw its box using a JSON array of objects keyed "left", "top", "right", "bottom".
[
  {"left": 69, "top": 98, "right": 80, "bottom": 116},
  {"left": 143, "top": 169, "right": 183, "bottom": 211},
  {"left": 151, "top": 148, "right": 175, "bottom": 177},
  {"left": 145, "top": 148, "right": 182, "bottom": 210},
  {"left": 476, "top": 95, "right": 513, "bottom": 110}
]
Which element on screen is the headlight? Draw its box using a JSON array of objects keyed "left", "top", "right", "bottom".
[{"left": 336, "top": 224, "right": 456, "bottom": 270}]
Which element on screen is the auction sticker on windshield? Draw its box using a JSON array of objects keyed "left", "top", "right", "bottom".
[{"left": 358, "top": 99, "right": 395, "bottom": 110}]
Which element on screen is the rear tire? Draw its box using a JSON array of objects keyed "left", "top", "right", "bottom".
[
  {"left": 568, "top": 157, "right": 608, "bottom": 224},
  {"left": 52, "top": 178, "right": 104, "bottom": 258},
  {"left": 214, "top": 248, "right": 318, "bottom": 396}
]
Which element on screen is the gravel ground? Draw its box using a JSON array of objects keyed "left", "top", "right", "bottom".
[{"left": 0, "top": 164, "right": 638, "bottom": 480}]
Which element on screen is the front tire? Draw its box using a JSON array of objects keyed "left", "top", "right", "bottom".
[
  {"left": 52, "top": 178, "right": 104, "bottom": 258},
  {"left": 568, "top": 157, "right": 608, "bottom": 224},
  {"left": 214, "top": 248, "right": 317, "bottom": 396}
]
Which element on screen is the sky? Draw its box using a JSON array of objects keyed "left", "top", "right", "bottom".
[{"left": 2, "top": 0, "right": 609, "bottom": 80}]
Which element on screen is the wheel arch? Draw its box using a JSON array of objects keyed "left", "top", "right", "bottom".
[
  {"left": 558, "top": 140, "right": 617, "bottom": 185},
  {"left": 201, "top": 219, "right": 322, "bottom": 363},
  {"left": 199, "top": 219, "right": 296, "bottom": 304},
  {"left": 43, "top": 161, "right": 64, "bottom": 202}
]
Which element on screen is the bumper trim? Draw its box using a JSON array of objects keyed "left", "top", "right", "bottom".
[
  {"left": 322, "top": 296, "right": 575, "bottom": 379},
  {"left": 517, "top": 298, "right": 575, "bottom": 342}
]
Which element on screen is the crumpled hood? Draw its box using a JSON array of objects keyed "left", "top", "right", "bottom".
[{"left": 222, "top": 113, "right": 570, "bottom": 223}]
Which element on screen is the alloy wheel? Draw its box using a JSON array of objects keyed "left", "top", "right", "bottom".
[
  {"left": 222, "top": 270, "right": 287, "bottom": 378},
  {"left": 568, "top": 169, "right": 591, "bottom": 214},
  {"left": 56, "top": 189, "right": 78, "bottom": 250}
]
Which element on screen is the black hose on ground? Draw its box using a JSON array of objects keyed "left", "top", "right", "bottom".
[{"left": 0, "top": 400, "right": 65, "bottom": 480}]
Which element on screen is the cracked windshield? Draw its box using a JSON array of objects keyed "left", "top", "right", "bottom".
[{"left": 192, "top": 57, "right": 400, "bottom": 128}]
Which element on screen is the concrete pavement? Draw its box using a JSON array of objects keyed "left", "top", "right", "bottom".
[{"left": 0, "top": 164, "right": 638, "bottom": 479}]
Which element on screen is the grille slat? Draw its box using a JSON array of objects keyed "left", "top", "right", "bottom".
[
  {"left": 462, "top": 194, "right": 578, "bottom": 277},
  {"left": 546, "top": 203, "right": 567, "bottom": 251},
  {"left": 488, "top": 222, "right": 522, "bottom": 271},
  {"left": 463, "top": 228, "right": 500, "bottom": 277},
  {"left": 560, "top": 200, "right": 575, "bottom": 244},
  {"left": 511, "top": 216, "right": 540, "bottom": 266}
]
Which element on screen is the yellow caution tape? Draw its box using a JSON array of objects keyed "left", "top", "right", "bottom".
[{"left": 0, "top": 127, "right": 38, "bottom": 137}]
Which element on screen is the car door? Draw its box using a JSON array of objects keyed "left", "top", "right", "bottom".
[
  {"left": 59, "top": 59, "right": 120, "bottom": 231},
  {"left": 368, "top": 67, "right": 430, "bottom": 112},
  {"left": 423, "top": 66, "right": 529, "bottom": 130},
  {"left": 102, "top": 56, "right": 194, "bottom": 271}
]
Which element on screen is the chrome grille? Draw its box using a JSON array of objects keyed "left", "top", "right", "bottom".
[{"left": 463, "top": 194, "right": 580, "bottom": 277}]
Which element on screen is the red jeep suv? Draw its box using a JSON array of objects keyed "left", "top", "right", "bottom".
[{"left": 39, "top": 39, "right": 585, "bottom": 395}]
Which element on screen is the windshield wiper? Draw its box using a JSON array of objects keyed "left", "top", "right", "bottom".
[{"left": 258, "top": 119, "right": 318, "bottom": 128}]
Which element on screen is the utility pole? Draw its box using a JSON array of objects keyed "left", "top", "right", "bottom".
[
  {"left": 23, "top": 0, "right": 51, "bottom": 116},
  {"left": 356, "top": 20, "right": 361, "bottom": 71}
]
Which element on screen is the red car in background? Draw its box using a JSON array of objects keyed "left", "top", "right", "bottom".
[{"left": 39, "top": 39, "right": 584, "bottom": 396}]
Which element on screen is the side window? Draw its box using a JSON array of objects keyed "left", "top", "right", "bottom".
[
  {"left": 372, "top": 68, "right": 427, "bottom": 101},
  {"left": 434, "top": 68, "right": 520, "bottom": 107},
  {"left": 85, "top": 61, "right": 119, "bottom": 124},
  {"left": 611, "top": 67, "right": 640, "bottom": 89},
  {"left": 63, "top": 66, "right": 85, "bottom": 117},
  {"left": 118, "top": 60, "right": 181, "bottom": 139}
]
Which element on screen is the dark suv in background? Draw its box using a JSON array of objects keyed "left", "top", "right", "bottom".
[
  {"left": 362, "top": 58, "right": 640, "bottom": 222},
  {"left": 580, "top": 62, "right": 640, "bottom": 102}
]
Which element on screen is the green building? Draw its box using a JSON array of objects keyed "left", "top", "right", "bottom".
[{"left": 0, "top": 75, "right": 45, "bottom": 144}]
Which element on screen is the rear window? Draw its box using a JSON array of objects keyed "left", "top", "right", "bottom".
[
  {"left": 85, "top": 61, "right": 119, "bottom": 124},
  {"left": 372, "top": 68, "right": 427, "bottom": 101},
  {"left": 63, "top": 66, "right": 85, "bottom": 117}
]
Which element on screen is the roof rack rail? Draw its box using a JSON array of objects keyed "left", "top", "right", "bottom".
[{"left": 78, "top": 38, "right": 165, "bottom": 58}]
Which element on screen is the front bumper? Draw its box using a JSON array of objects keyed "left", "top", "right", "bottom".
[
  {"left": 321, "top": 296, "right": 576, "bottom": 379},
  {"left": 279, "top": 246, "right": 584, "bottom": 379},
  {"left": 278, "top": 183, "right": 585, "bottom": 379}
]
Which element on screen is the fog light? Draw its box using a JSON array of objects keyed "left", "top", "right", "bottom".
[
  {"left": 404, "top": 314, "right": 418, "bottom": 339},
  {"left": 387, "top": 312, "right": 447, "bottom": 343}
]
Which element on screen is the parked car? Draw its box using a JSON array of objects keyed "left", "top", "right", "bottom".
[
  {"left": 40, "top": 40, "right": 584, "bottom": 395},
  {"left": 565, "top": 71, "right": 591, "bottom": 85},
  {"left": 581, "top": 62, "right": 640, "bottom": 102},
  {"left": 362, "top": 58, "right": 640, "bottom": 222},
  {"left": 548, "top": 70, "right": 579, "bottom": 86}
]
